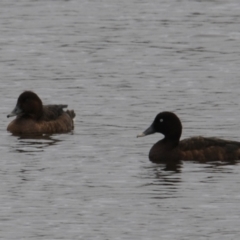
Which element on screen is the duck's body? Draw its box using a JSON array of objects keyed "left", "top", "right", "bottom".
[
  {"left": 149, "top": 136, "right": 240, "bottom": 163},
  {"left": 138, "top": 112, "right": 240, "bottom": 163},
  {"left": 7, "top": 91, "right": 75, "bottom": 135}
]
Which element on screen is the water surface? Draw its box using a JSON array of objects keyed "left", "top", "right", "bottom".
[{"left": 1, "top": 0, "right": 240, "bottom": 239}]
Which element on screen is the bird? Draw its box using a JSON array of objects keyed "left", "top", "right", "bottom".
[
  {"left": 137, "top": 111, "right": 240, "bottom": 163},
  {"left": 7, "top": 91, "right": 75, "bottom": 135}
]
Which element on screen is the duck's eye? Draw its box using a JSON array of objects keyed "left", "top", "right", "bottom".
[{"left": 159, "top": 118, "right": 164, "bottom": 123}]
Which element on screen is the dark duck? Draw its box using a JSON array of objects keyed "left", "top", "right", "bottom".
[
  {"left": 7, "top": 91, "right": 75, "bottom": 134},
  {"left": 137, "top": 111, "right": 240, "bottom": 163}
]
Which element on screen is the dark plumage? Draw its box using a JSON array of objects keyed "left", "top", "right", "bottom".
[
  {"left": 7, "top": 91, "right": 75, "bottom": 134},
  {"left": 137, "top": 111, "right": 240, "bottom": 163}
]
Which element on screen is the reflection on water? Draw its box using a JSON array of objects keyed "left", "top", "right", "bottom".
[
  {"left": 18, "top": 167, "right": 46, "bottom": 182},
  {"left": 201, "top": 161, "right": 237, "bottom": 175},
  {"left": 164, "top": 162, "right": 182, "bottom": 172},
  {"left": 138, "top": 165, "right": 182, "bottom": 199},
  {"left": 143, "top": 165, "right": 182, "bottom": 183},
  {"left": 10, "top": 134, "right": 61, "bottom": 153}
]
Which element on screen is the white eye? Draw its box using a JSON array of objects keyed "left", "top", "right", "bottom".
[{"left": 160, "top": 118, "right": 163, "bottom": 122}]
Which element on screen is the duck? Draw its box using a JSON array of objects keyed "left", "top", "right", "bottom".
[
  {"left": 137, "top": 111, "right": 240, "bottom": 163},
  {"left": 7, "top": 91, "right": 75, "bottom": 134}
]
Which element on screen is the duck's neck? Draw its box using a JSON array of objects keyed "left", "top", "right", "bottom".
[
  {"left": 26, "top": 107, "right": 43, "bottom": 120},
  {"left": 163, "top": 136, "right": 180, "bottom": 148}
]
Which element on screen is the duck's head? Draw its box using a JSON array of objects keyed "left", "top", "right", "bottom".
[
  {"left": 137, "top": 111, "right": 182, "bottom": 141},
  {"left": 7, "top": 91, "right": 43, "bottom": 119}
]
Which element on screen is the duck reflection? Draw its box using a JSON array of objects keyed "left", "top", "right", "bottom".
[
  {"left": 139, "top": 164, "right": 182, "bottom": 199},
  {"left": 12, "top": 134, "right": 61, "bottom": 153},
  {"left": 201, "top": 160, "right": 237, "bottom": 174},
  {"left": 150, "top": 165, "right": 181, "bottom": 182},
  {"left": 164, "top": 161, "right": 182, "bottom": 172}
]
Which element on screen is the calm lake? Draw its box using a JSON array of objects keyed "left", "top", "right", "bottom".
[{"left": 1, "top": 0, "right": 240, "bottom": 239}]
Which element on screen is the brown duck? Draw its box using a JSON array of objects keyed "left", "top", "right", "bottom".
[
  {"left": 137, "top": 111, "right": 240, "bottom": 163},
  {"left": 7, "top": 91, "right": 75, "bottom": 135}
]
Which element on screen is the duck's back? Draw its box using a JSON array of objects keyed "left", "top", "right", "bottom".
[
  {"left": 179, "top": 136, "right": 240, "bottom": 161},
  {"left": 39, "top": 104, "right": 75, "bottom": 133},
  {"left": 42, "top": 105, "right": 74, "bottom": 121}
]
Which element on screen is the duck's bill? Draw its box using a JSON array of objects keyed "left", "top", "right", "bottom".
[
  {"left": 137, "top": 125, "right": 155, "bottom": 138},
  {"left": 7, "top": 105, "right": 22, "bottom": 118}
]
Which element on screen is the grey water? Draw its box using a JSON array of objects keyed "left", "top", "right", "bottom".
[{"left": 1, "top": 0, "right": 240, "bottom": 239}]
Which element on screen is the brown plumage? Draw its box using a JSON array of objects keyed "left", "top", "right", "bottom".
[
  {"left": 7, "top": 91, "right": 75, "bottom": 135},
  {"left": 137, "top": 112, "right": 240, "bottom": 163}
]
